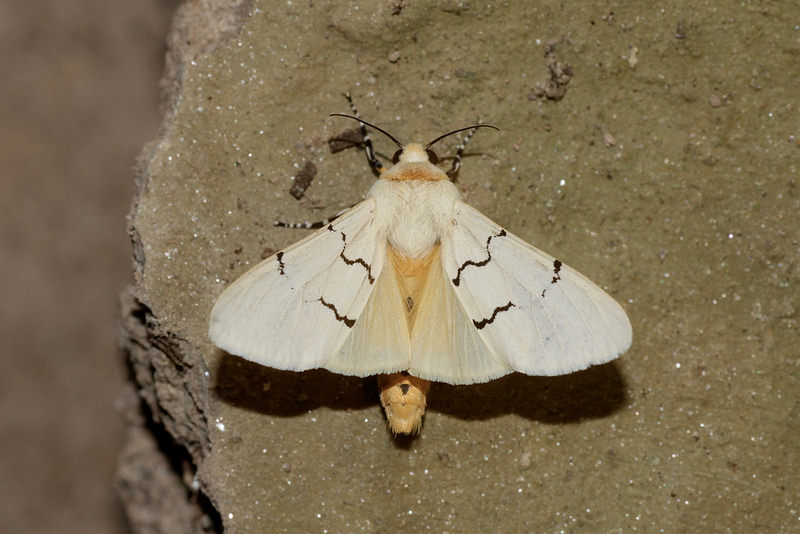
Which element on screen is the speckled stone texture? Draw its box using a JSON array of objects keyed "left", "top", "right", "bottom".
[{"left": 119, "top": 1, "right": 799, "bottom": 532}]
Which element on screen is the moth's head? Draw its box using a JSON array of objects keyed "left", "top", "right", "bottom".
[
  {"left": 393, "top": 142, "right": 434, "bottom": 164},
  {"left": 384, "top": 142, "right": 448, "bottom": 182},
  {"left": 330, "top": 112, "right": 497, "bottom": 181}
]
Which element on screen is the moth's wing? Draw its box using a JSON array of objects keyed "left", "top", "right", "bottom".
[
  {"left": 208, "top": 199, "right": 387, "bottom": 374},
  {"left": 407, "top": 246, "right": 511, "bottom": 384},
  {"left": 325, "top": 254, "right": 410, "bottom": 376},
  {"left": 441, "top": 201, "right": 632, "bottom": 379}
]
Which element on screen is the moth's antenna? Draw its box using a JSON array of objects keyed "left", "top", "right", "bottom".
[
  {"left": 425, "top": 124, "right": 499, "bottom": 150},
  {"left": 330, "top": 113, "right": 404, "bottom": 149},
  {"left": 336, "top": 93, "right": 389, "bottom": 175}
]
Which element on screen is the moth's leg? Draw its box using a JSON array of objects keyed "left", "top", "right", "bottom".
[
  {"left": 277, "top": 93, "right": 383, "bottom": 229},
  {"left": 276, "top": 93, "right": 375, "bottom": 229},
  {"left": 446, "top": 124, "right": 479, "bottom": 179},
  {"left": 343, "top": 92, "right": 386, "bottom": 175},
  {"left": 273, "top": 207, "right": 350, "bottom": 229}
]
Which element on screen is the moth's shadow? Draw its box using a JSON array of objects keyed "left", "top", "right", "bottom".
[
  {"left": 215, "top": 352, "right": 626, "bottom": 424},
  {"left": 214, "top": 351, "right": 376, "bottom": 416},
  {"left": 429, "top": 362, "right": 627, "bottom": 424}
]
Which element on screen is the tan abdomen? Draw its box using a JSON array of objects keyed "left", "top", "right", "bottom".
[
  {"left": 376, "top": 246, "right": 440, "bottom": 434},
  {"left": 377, "top": 372, "right": 432, "bottom": 435}
]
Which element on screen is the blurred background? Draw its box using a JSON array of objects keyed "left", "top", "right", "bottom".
[{"left": 0, "top": 1, "right": 177, "bottom": 531}]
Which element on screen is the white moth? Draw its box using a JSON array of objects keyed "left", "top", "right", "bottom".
[{"left": 209, "top": 114, "right": 632, "bottom": 435}]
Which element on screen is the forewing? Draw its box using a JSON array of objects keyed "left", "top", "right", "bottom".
[
  {"left": 443, "top": 202, "right": 632, "bottom": 377},
  {"left": 208, "top": 199, "right": 385, "bottom": 373}
]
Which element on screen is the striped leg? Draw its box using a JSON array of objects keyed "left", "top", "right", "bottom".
[
  {"left": 273, "top": 207, "right": 350, "bottom": 229},
  {"left": 276, "top": 94, "right": 380, "bottom": 229},
  {"left": 343, "top": 92, "right": 386, "bottom": 175},
  {"left": 446, "top": 124, "right": 479, "bottom": 179}
]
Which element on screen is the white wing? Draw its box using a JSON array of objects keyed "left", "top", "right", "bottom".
[
  {"left": 208, "top": 199, "right": 386, "bottom": 373},
  {"left": 440, "top": 201, "right": 632, "bottom": 378}
]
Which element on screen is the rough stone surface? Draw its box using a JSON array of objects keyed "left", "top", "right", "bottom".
[
  {"left": 116, "top": 1, "right": 253, "bottom": 532},
  {"left": 117, "top": 290, "right": 220, "bottom": 533},
  {"left": 120, "top": 1, "right": 799, "bottom": 532}
]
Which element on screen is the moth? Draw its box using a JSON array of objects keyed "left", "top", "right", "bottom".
[{"left": 209, "top": 109, "right": 632, "bottom": 435}]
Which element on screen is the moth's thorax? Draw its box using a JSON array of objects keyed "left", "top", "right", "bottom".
[
  {"left": 382, "top": 162, "right": 448, "bottom": 182},
  {"left": 367, "top": 178, "right": 461, "bottom": 260}
]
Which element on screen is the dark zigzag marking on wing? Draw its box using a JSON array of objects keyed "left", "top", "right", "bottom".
[
  {"left": 551, "top": 259, "right": 562, "bottom": 284},
  {"left": 317, "top": 297, "right": 356, "bottom": 328},
  {"left": 452, "top": 229, "right": 507, "bottom": 286},
  {"left": 541, "top": 259, "right": 564, "bottom": 298},
  {"left": 328, "top": 224, "right": 375, "bottom": 284},
  {"left": 276, "top": 251, "right": 286, "bottom": 275},
  {"left": 473, "top": 301, "right": 515, "bottom": 330}
]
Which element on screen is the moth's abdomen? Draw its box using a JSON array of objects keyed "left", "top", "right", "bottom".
[{"left": 377, "top": 372, "right": 432, "bottom": 434}]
